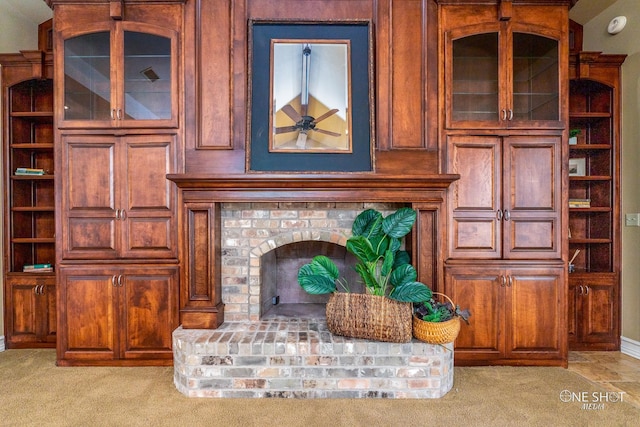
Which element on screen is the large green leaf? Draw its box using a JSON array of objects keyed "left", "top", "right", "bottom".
[
  {"left": 369, "top": 235, "right": 389, "bottom": 256},
  {"left": 389, "top": 282, "right": 432, "bottom": 302},
  {"left": 346, "top": 235, "right": 378, "bottom": 263},
  {"left": 298, "top": 273, "right": 337, "bottom": 294},
  {"left": 382, "top": 207, "right": 416, "bottom": 239},
  {"left": 352, "top": 209, "right": 383, "bottom": 238},
  {"left": 390, "top": 263, "right": 417, "bottom": 288},
  {"left": 393, "top": 250, "right": 411, "bottom": 268},
  {"left": 309, "top": 255, "right": 340, "bottom": 279},
  {"left": 297, "top": 256, "right": 339, "bottom": 295}
]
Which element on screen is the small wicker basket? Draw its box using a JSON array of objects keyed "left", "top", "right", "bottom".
[{"left": 412, "top": 292, "right": 461, "bottom": 344}]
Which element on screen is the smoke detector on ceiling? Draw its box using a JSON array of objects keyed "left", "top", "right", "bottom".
[{"left": 607, "top": 16, "right": 627, "bottom": 35}]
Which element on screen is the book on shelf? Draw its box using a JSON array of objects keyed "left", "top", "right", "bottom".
[
  {"left": 569, "top": 198, "right": 591, "bottom": 208},
  {"left": 23, "top": 263, "right": 53, "bottom": 273},
  {"left": 15, "top": 167, "right": 45, "bottom": 175}
]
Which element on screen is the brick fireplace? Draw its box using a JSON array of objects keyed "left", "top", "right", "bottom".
[{"left": 169, "top": 174, "right": 458, "bottom": 398}]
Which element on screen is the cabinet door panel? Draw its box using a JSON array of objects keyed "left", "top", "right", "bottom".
[
  {"left": 8, "top": 282, "right": 38, "bottom": 343},
  {"left": 61, "top": 136, "right": 118, "bottom": 259},
  {"left": 581, "top": 281, "right": 617, "bottom": 344},
  {"left": 66, "top": 140, "right": 116, "bottom": 210},
  {"left": 507, "top": 268, "right": 563, "bottom": 357},
  {"left": 60, "top": 271, "right": 117, "bottom": 360},
  {"left": 447, "top": 268, "right": 502, "bottom": 358},
  {"left": 41, "top": 283, "right": 57, "bottom": 343},
  {"left": 503, "top": 137, "right": 561, "bottom": 259},
  {"left": 447, "top": 136, "right": 501, "bottom": 258},
  {"left": 120, "top": 268, "right": 178, "bottom": 359},
  {"left": 120, "top": 135, "right": 176, "bottom": 258}
]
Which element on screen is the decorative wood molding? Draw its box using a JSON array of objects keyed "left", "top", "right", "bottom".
[{"left": 168, "top": 174, "right": 459, "bottom": 202}]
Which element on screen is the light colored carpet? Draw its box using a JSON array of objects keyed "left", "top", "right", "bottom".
[{"left": 1, "top": 349, "right": 638, "bottom": 426}]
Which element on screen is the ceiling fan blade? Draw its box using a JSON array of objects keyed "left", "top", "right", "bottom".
[
  {"left": 275, "top": 125, "right": 299, "bottom": 134},
  {"left": 313, "top": 128, "right": 341, "bottom": 137},
  {"left": 313, "top": 108, "right": 339, "bottom": 124},
  {"left": 281, "top": 104, "right": 303, "bottom": 123}
]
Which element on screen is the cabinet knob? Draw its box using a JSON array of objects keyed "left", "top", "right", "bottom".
[
  {"left": 496, "top": 210, "right": 503, "bottom": 221},
  {"left": 501, "top": 109, "right": 507, "bottom": 121},
  {"left": 503, "top": 210, "right": 511, "bottom": 221},
  {"left": 508, "top": 109, "right": 514, "bottom": 121}
]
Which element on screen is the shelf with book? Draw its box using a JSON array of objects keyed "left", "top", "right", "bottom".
[{"left": 4, "top": 78, "right": 55, "bottom": 275}]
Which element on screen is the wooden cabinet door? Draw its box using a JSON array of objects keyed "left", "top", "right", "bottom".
[
  {"left": 119, "top": 267, "right": 178, "bottom": 360},
  {"left": 505, "top": 266, "right": 565, "bottom": 360},
  {"left": 60, "top": 134, "right": 177, "bottom": 260},
  {"left": 5, "top": 275, "right": 56, "bottom": 347},
  {"left": 502, "top": 136, "right": 561, "bottom": 259},
  {"left": 447, "top": 135, "right": 502, "bottom": 259},
  {"left": 446, "top": 266, "right": 503, "bottom": 362},
  {"left": 60, "top": 134, "right": 119, "bottom": 260},
  {"left": 569, "top": 273, "right": 619, "bottom": 349},
  {"left": 41, "top": 281, "right": 57, "bottom": 344},
  {"left": 119, "top": 135, "right": 177, "bottom": 259},
  {"left": 447, "top": 264, "right": 565, "bottom": 364},
  {"left": 58, "top": 268, "right": 118, "bottom": 362}
]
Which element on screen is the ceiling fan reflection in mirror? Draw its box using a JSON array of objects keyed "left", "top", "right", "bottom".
[{"left": 274, "top": 44, "right": 341, "bottom": 149}]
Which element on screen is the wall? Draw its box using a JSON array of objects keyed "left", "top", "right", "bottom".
[
  {"left": 582, "top": 0, "right": 640, "bottom": 348},
  {"left": 0, "top": 1, "right": 52, "bottom": 349}
]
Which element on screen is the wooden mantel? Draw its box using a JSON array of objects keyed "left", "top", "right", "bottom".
[
  {"left": 167, "top": 173, "right": 460, "bottom": 202},
  {"left": 168, "top": 173, "right": 458, "bottom": 329}
]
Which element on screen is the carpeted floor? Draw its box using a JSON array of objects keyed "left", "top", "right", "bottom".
[{"left": 1, "top": 349, "right": 638, "bottom": 426}]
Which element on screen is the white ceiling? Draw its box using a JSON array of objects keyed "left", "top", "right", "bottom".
[{"left": 3, "top": 0, "right": 52, "bottom": 25}]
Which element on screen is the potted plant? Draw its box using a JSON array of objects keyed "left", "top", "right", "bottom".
[
  {"left": 569, "top": 129, "right": 581, "bottom": 145},
  {"left": 412, "top": 292, "right": 471, "bottom": 344},
  {"left": 297, "top": 207, "right": 433, "bottom": 342}
]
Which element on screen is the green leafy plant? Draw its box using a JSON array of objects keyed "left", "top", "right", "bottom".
[
  {"left": 569, "top": 129, "right": 581, "bottom": 138},
  {"left": 414, "top": 296, "right": 471, "bottom": 324},
  {"left": 297, "top": 207, "right": 433, "bottom": 303}
]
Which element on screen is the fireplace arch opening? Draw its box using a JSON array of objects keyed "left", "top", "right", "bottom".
[{"left": 260, "top": 240, "right": 364, "bottom": 319}]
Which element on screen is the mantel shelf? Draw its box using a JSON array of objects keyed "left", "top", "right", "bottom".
[{"left": 167, "top": 173, "right": 460, "bottom": 203}]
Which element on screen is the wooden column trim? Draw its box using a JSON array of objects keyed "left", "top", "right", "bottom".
[{"left": 110, "top": 0, "right": 123, "bottom": 20}]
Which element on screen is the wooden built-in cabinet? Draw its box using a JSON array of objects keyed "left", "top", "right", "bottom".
[
  {"left": 2, "top": 50, "right": 56, "bottom": 348},
  {"left": 442, "top": 2, "right": 565, "bottom": 130},
  {"left": 568, "top": 50, "right": 625, "bottom": 350},
  {"left": 446, "top": 265, "right": 565, "bottom": 364},
  {"left": 439, "top": 1, "right": 569, "bottom": 366},
  {"left": 51, "top": 0, "right": 184, "bottom": 365},
  {"left": 57, "top": 266, "right": 178, "bottom": 365},
  {"left": 447, "top": 135, "right": 561, "bottom": 260},
  {"left": 59, "top": 133, "right": 177, "bottom": 261}
]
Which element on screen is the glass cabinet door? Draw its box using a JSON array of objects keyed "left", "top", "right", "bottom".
[
  {"left": 122, "top": 30, "right": 172, "bottom": 121},
  {"left": 63, "top": 31, "right": 112, "bottom": 122},
  {"left": 447, "top": 26, "right": 562, "bottom": 129},
  {"left": 511, "top": 32, "right": 559, "bottom": 124},
  {"left": 451, "top": 32, "right": 500, "bottom": 125},
  {"left": 60, "top": 23, "right": 177, "bottom": 129}
]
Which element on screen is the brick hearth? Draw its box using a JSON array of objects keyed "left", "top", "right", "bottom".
[{"left": 173, "top": 318, "right": 454, "bottom": 398}]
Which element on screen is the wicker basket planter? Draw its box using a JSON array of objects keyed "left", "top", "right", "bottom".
[
  {"left": 412, "top": 292, "right": 462, "bottom": 344},
  {"left": 325, "top": 292, "right": 413, "bottom": 343},
  {"left": 412, "top": 315, "right": 461, "bottom": 344}
]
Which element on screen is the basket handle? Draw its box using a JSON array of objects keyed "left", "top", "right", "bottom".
[{"left": 432, "top": 292, "right": 456, "bottom": 308}]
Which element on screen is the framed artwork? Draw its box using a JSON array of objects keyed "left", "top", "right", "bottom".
[
  {"left": 248, "top": 20, "right": 374, "bottom": 172},
  {"left": 569, "top": 158, "right": 586, "bottom": 176}
]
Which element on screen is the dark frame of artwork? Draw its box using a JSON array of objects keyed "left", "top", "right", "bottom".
[{"left": 248, "top": 20, "right": 374, "bottom": 172}]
